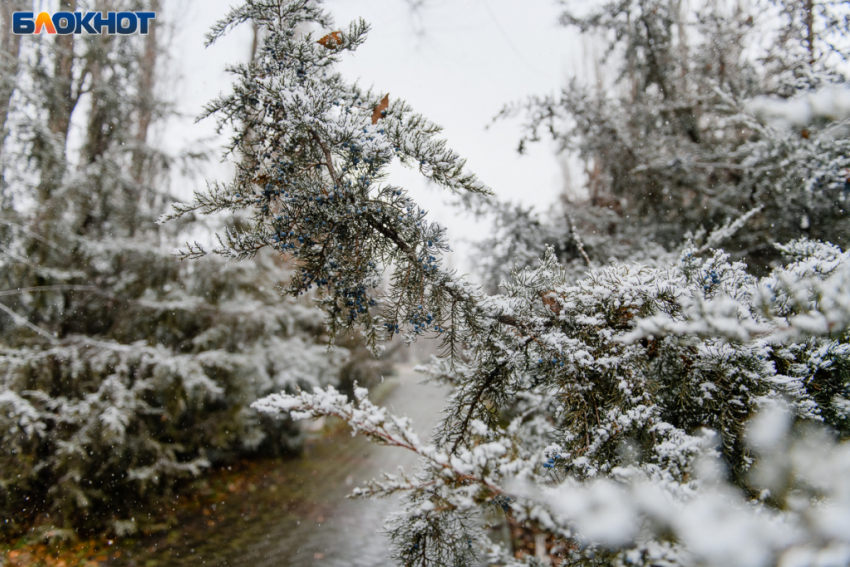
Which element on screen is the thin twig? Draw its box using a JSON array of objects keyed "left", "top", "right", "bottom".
[
  {"left": 450, "top": 364, "right": 504, "bottom": 454},
  {"left": 0, "top": 302, "right": 56, "bottom": 342},
  {"left": 565, "top": 213, "right": 592, "bottom": 268},
  {"left": 0, "top": 285, "right": 96, "bottom": 297},
  {"left": 0, "top": 218, "right": 66, "bottom": 251}
]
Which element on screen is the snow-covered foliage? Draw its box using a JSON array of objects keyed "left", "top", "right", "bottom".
[
  {"left": 257, "top": 240, "right": 850, "bottom": 566},
  {"left": 174, "top": 1, "right": 850, "bottom": 565},
  {"left": 0, "top": 2, "right": 367, "bottom": 537},
  {"left": 165, "top": 0, "right": 490, "bottom": 360}
]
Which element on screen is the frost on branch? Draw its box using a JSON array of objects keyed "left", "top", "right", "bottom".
[
  {"left": 164, "top": 0, "right": 491, "bottom": 359},
  {"left": 254, "top": 385, "right": 524, "bottom": 566}
]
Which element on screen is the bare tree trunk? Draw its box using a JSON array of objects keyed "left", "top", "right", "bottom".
[
  {"left": 47, "top": 0, "right": 77, "bottom": 140},
  {"left": 805, "top": 0, "right": 815, "bottom": 66},
  {"left": 0, "top": 1, "right": 26, "bottom": 149},
  {"left": 133, "top": 0, "right": 160, "bottom": 184},
  {"left": 250, "top": 20, "right": 261, "bottom": 61},
  {"left": 239, "top": 23, "right": 262, "bottom": 174},
  {"left": 676, "top": 0, "right": 689, "bottom": 85},
  {"left": 84, "top": 47, "right": 104, "bottom": 163},
  {"left": 38, "top": 0, "right": 81, "bottom": 204},
  {"left": 0, "top": 0, "right": 26, "bottom": 235}
]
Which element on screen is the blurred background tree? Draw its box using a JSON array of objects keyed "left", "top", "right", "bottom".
[
  {"left": 481, "top": 0, "right": 850, "bottom": 290},
  {"left": 0, "top": 0, "right": 384, "bottom": 539}
]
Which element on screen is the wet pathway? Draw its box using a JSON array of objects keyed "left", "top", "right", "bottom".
[{"left": 113, "top": 365, "right": 447, "bottom": 566}]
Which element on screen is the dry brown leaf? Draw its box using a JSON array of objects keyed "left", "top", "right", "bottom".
[
  {"left": 372, "top": 94, "right": 389, "bottom": 125},
  {"left": 540, "top": 291, "right": 561, "bottom": 315},
  {"left": 317, "top": 31, "right": 342, "bottom": 49}
]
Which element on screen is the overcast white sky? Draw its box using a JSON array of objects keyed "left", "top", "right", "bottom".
[{"left": 162, "top": 0, "right": 586, "bottom": 272}]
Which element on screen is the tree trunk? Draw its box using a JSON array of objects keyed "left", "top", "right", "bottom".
[
  {"left": 805, "top": 0, "right": 815, "bottom": 66},
  {"left": 38, "top": 0, "right": 79, "bottom": 204},
  {"left": 47, "top": 0, "right": 77, "bottom": 140},
  {"left": 132, "top": 0, "right": 160, "bottom": 185},
  {"left": 0, "top": 1, "right": 25, "bottom": 149}
]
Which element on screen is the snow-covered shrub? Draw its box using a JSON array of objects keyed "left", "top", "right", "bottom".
[
  {"left": 0, "top": 250, "right": 349, "bottom": 536},
  {"left": 258, "top": 239, "right": 850, "bottom": 566}
]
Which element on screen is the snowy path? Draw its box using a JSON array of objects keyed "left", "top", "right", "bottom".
[{"left": 114, "top": 365, "right": 447, "bottom": 567}]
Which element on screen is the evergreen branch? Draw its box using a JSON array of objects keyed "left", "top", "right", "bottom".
[
  {"left": 175, "top": 241, "right": 207, "bottom": 260},
  {"left": 694, "top": 206, "right": 764, "bottom": 255},
  {"left": 253, "top": 385, "right": 509, "bottom": 496},
  {"left": 449, "top": 363, "right": 505, "bottom": 454}
]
